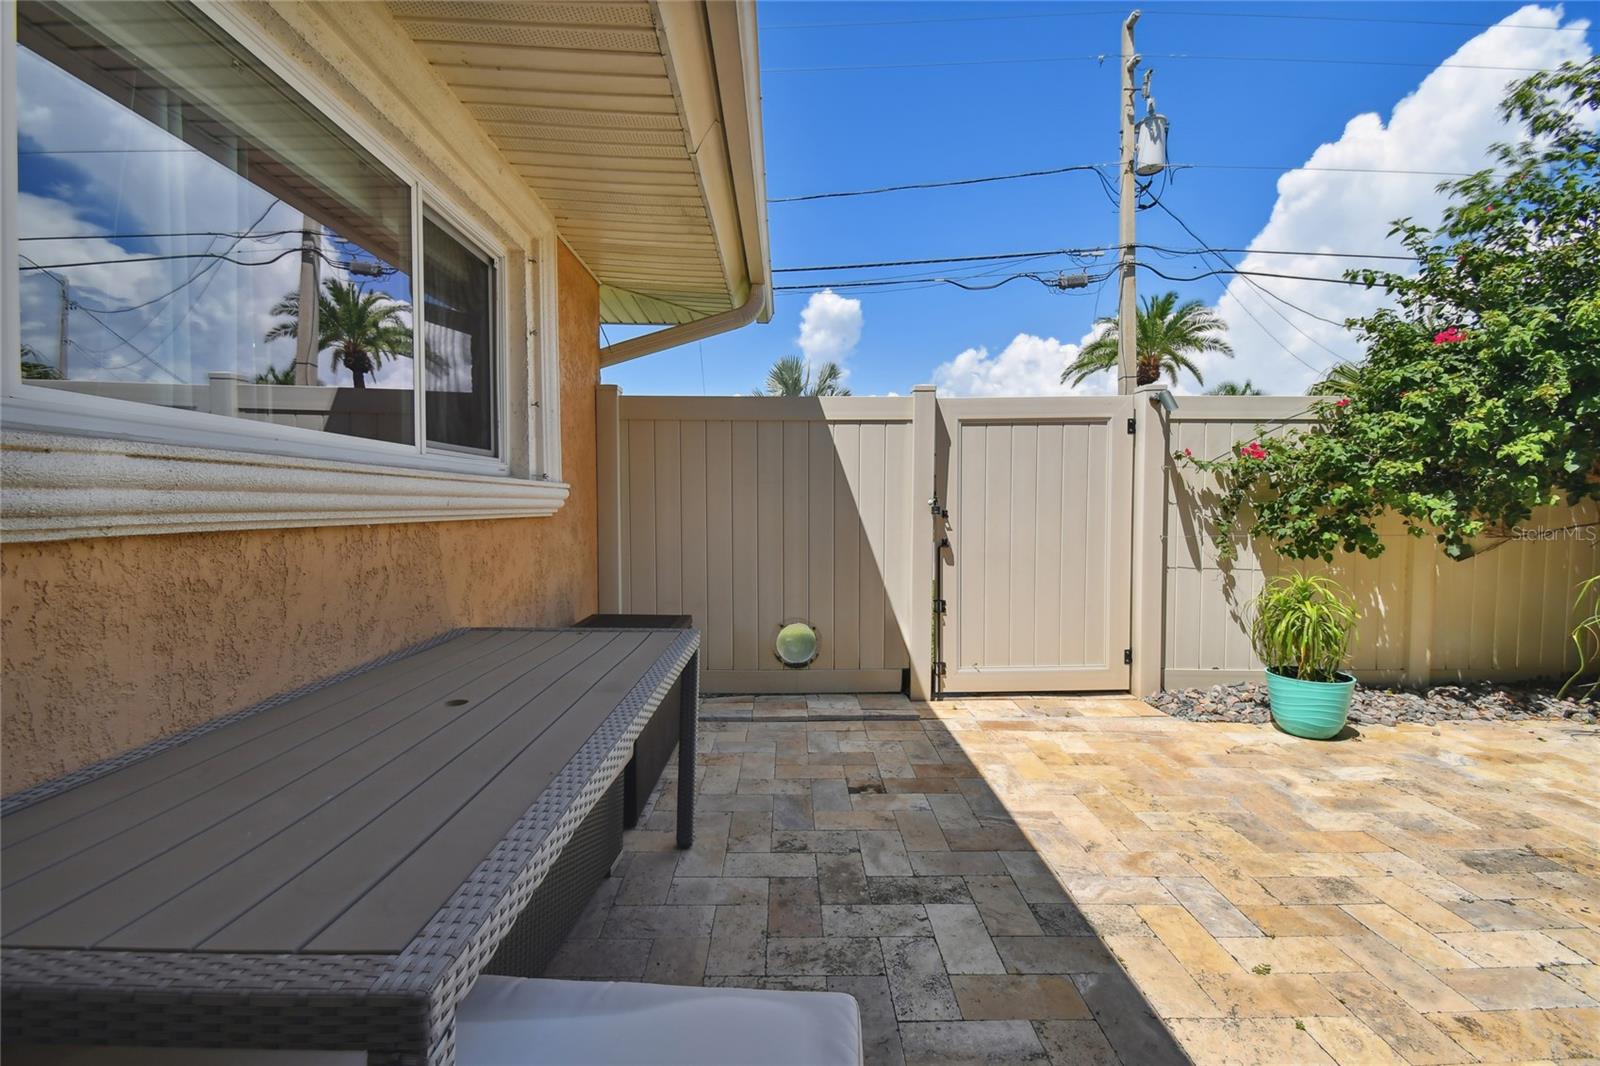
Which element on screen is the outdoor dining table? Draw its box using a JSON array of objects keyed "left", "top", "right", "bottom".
[{"left": 0, "top": 625, "right": 700, "bottom": 1066}]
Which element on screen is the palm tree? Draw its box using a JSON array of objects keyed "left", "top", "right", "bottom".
[
  {"left": 1309, "top": 361, "right": 1363, "bottom": 397},
  {"left": 254, "top": 364, "right": 295, "bottom": 385},
  {"left": 264, "top": 278, "right": 411, "bottom": 388},
  {"left": 756, "top": 354, "right": 852, "bottom": 396},
  {"left": 1060, "top": 291, "right": 1233, "bottom": 388},
  {"left": 19, "top": 343, "right": 61, "bottom": 380},
  {"left": 1206, "top": 379, "right": 1261, "bottom": 395}
]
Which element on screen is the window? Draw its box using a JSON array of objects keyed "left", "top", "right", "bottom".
[
  {"left": 10, "top": 0, "right": 503, "bottom": 464},
  {"left": 423, "top": 216, "right": 496, "bottom": 455}
]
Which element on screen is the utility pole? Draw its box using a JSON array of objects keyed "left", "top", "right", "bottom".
[
  {"left": 56, "top": 275, "right": 69, "bottom": 378},
  {"left": 292, "top": 215, "right": 322, "bottom": 386},
  {"left": 1117, "top": 10, "right": 1141, "bottom": 395}
]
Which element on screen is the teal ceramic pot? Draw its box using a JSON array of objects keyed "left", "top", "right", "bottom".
[{"left": 1264, "top": 668, "right": 1356, "bottom": 739}]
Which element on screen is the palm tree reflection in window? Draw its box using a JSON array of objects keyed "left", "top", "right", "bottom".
[{"left": 264, "top": 279, "right": 411, "bottom": 389}]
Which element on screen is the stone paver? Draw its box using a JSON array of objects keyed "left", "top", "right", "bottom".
[
  {"left": 554, "top": 694, "right": 1598, "bottom": 1065},
  {"left": 883, "top": 936, "right": 961, "bottom": 1021}
]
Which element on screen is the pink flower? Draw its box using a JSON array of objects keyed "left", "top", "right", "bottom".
[
  {"left": 1183, "top": 447, "right": 1193, "bottom": 457},
  {"left": 1240, "top": 441, "right": 1268, "bottom": 461},
  {"left": 1335, "top": 398, "right": 1350, "bottom": 408},
  {"left": 1433, "top": 327, "right": 1466, "bottom": 345}
]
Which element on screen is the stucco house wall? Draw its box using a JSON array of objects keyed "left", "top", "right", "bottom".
[
  {"left": 0, "top": 0, "right": 609, "bottom": 792},
  {"left": 1, "top": 244, "right": 599, "bottom": 793}
]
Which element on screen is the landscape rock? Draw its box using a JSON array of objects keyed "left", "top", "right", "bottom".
[{"left": 1148, "top": 679, "right": 1596, "bottom": 726}]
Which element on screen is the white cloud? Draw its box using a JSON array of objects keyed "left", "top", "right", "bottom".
[
  {"left": 933, "top": 326, "right": 1114, "bottom": 397},
  {"left": 1205, "top": 4, "right": 1592, "bottom": 394},
  {"left": 16, "top": 46, "right": 399, "bottom": 389},
  {"left": 796, "top": 289, "right": 863, "bottom": 371}
]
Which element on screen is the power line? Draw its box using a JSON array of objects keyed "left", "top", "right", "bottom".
[
  {"left": 1156, "top": 9, "right": 1589, "bottom": 34},
  {"left": 766, "top": 8, "right": 1122, "bottom": 31},
  {"left": 769, "top": 164, "right": 1106, "bottom": 203},
  {"left": 1142, "top": 243, "right": 1419, "bottom": 263},
  {"left": 777, "top": 244, "right": 1417, "bottom": 275},
  {"left": 767, "top": 52, "right": 1556, "bottom": 75},
  {"left": 771, "top": 161, "right": 1487, "bottom": 203},
  {"left": 67, "top": 305, "right": 183, "bottom": 382},
  {"left": 18, "top": 227, "right": 302, "bottom": 244},
  {"left": 20, "top": 244, "right": 368, "bottom": 274},
  {"left": 765, "top": 8, "right": 1585, "bottom": 34},
  {"left": 776, "top": 262, "right": 1388, "bottom": 293},
  {"left": 777, "top": 247, "right": 1108, "bottom": 273},
  {"left": 799, "top": 252, "right": 1090, "bottom": 293},
  {"left": 1172, "top": 162, "right": 1481, "bottom": 178},
  {"left": 776, "top": 268, "right": 1115, "bottom": 294},
  {"left": 1136, "top": 262, "right": 1371, "bottom": 287},
  {"left": 1147, "top": 200, "right": 1359, "bottom": 337},
  {"left": 19, "top": 225, "right": 302, "bottom": 241},
  {"left": 1158, "top": 51, "right": 1557, "bottom": 74},
  {"left": 1136, "top": 202, "right": 1341, "bottom": 375},
  {"left": 769, "top": 53, "right": 1111, "bottom": 74}
]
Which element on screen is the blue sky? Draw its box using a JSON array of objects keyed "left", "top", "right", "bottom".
[{"left": 602, "top": 1, "right": 1597, "bottom": 398}]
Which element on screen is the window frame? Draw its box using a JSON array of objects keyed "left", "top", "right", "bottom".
[
  {"left": 0, "top": 1, "right": 561, "bottom": 497},
  {"left": 417, "top": 204, "right": 506, "bottom": 462}
]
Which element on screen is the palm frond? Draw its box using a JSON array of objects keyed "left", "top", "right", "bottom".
[
  {"left": 808, "top": 361, "right": 852, "bottom": 396},
  {"left": 1309, "top": 361, "right": 1364, "bottom": 396},
  {"left": 1064, "top": 293, "right": 1234, "bottom": 388}
]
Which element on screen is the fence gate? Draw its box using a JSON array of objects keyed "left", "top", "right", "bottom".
[{"left": 936, "top": 397, "right": 1134, "bottom": 692}]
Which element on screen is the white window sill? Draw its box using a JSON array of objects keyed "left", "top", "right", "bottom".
[{"left": 1, "top": 429, "right": 569, "bottom": 542}]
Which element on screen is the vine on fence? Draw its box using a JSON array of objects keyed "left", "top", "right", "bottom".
[{"left": 1179, "top": 60, "right": 1600, "bottom": 563}]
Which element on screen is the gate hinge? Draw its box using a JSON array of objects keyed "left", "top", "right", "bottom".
[
  {"left": 1127, "top": 417, "right": 1137, "bottom": 435},
  {"left": 935, "top": 661, "right": 948, "bottom": 677},
  {"left": 1123, "top": 648, "right": 1133, "bottom": 665},
  {"left": 934, "top": 597, "right": 947, "bottom": 615}
]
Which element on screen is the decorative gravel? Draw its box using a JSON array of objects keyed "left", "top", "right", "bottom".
[{"left": 1149, "top": 679, "right": 1597, "bottom": 727}]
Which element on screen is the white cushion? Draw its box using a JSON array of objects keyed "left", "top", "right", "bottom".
[{"left": 457, "top": 976, "right": 864, "bottom": 1066}]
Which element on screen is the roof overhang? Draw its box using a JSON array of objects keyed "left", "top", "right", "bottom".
[{"left": 388, "top": 0, "right": 771, "bottom": 355}]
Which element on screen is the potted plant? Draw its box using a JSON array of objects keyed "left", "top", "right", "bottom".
[{"left": 1250, "top": 574, "right": 1360, "bottom": 739}]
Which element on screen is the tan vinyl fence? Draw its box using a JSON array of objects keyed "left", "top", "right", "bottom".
[
  {"left": 1164, "top": 397, "right": 1600, "bottom": 689},
  {"left": 597, "top": 390, "right": 924, "bottom": 694},
  {"left": 598, "top": 386, "right": 1599, "bottom": 697}
]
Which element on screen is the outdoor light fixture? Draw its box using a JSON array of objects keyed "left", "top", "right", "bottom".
[{"left": 775, "top": 622, "right": 819, "bottom": 668}]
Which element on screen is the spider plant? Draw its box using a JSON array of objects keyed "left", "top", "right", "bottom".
[
  {"left": 1250, "top": 574, "right": 1359, "bottom": 683},
  {"left": 1557, "top": 574, "right": 1600, "bottom": 701}
]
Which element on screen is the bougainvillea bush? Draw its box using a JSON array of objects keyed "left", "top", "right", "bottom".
[{"left": 1183, "top": 59, "right": 1600, "bottom": 562}]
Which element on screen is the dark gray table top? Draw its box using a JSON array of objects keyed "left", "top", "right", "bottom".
[{"left": 1, "top": 627, "right": 681, "bottom": 956}]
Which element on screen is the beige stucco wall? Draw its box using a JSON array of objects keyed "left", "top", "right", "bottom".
[
  {"left": 1, "top": 244, "right": 600, "bottom": 793},
  {"left": 0, "top": 1, "right": 609, "bottom": 793}
]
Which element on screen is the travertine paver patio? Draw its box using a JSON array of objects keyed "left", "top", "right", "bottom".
[{"left": 551, "top": 693, "right": 1600, "bottom": 1065}]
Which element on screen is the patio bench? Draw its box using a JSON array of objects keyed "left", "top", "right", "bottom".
[
  {"left": 0, "top": 626, "right": 699, "bottom": 1065},
  {"left": 573, "top": 613, "right": 693, "bottom": 830}
]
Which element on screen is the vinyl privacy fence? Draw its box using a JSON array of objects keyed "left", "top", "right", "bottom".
[
  {"left": 598, "top": 387, "right": 1599, "bottom": 696},
  {"left": 597, "top": 392, "right": 920, "bottom": 694},
  {"left": 1164, "top": 397, "right": 1600, "bottom": 689}
]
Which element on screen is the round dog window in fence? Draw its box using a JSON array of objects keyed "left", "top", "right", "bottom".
[{"left": 775, "top": 622, "right": 819, "bottom": 668}]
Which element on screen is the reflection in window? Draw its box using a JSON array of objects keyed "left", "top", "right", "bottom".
[
  {"left": 15, "top": 0, "right": 416, "bottom": 446},
  {"left": 423, "top": 217, "right": 495, "bottom": 455}
]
